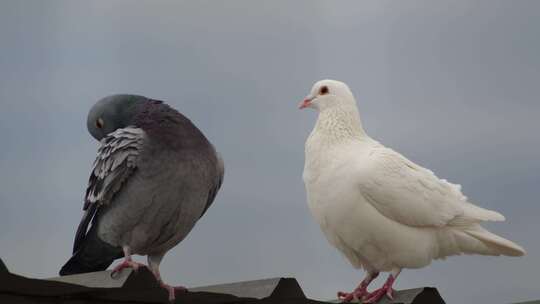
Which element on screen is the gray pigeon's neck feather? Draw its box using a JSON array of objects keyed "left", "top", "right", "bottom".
[{"left": 134, "top": 100, "right": 211, "bottom": 151}]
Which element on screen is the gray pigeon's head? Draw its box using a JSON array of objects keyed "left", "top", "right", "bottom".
[{"left": 87, "top": 94, "right": 146, "bottom": 140}]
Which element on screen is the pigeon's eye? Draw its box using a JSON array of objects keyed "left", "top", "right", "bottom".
[
  {"left": 95, "top": 118, "right": 104, "bottom": 129},
  {"left": 319, "top": 86, "right": 329, "bottom": 95}
]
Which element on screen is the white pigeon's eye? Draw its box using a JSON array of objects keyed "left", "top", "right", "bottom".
[
  {"left": 319, "top": 86, "right": 329, "bottom": 95},
  {"left": 95, "top": 118, "right": 104, "bottom": 129}
]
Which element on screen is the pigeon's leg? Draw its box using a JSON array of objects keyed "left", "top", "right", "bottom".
[
  {"left": 148, "top": 253, "right": 187, "bottom": 302},
  {"left": 337, "top": 271, "right": 379, "bottom": 302},
  {"left": 111, "top": 246, "right": 146, "bottom": 276},
  {"left": 363, "top": 268, "right": 401, "bottom": 304}
]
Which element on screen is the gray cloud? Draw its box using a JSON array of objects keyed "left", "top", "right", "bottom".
[{"left": 0, "top": 1, "right": 538, "bottom": 303}]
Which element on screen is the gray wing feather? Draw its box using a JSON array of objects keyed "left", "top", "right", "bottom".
[
  {"left": 200, "top": 152, "right": 224, "bottom": 218},
  {"left": 73, "top": 127, "right": 145, "bottom": 253},
  {"left": 84, "top": 127, "right": 145, "bottom": 209}
]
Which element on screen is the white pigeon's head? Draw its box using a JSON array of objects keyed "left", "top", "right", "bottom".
[{"left": 299, "top": 79, "right": 356, "bottom": 112}]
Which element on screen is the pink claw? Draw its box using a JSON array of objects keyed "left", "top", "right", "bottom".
[
  {"left": 363, "top": 275, "right": 396, "bottom": 303},
  {"left": 337, "top": 272, "right": 379, "bottom": 303},
  {"left": 337, "top": 287, "right": 369, "bottom": 302},
  {"left": 160, "top": 281, "right": 187, "bottom": 301},
  {"left": 111, "top": 259, "right": 146, "bottom": 277}
]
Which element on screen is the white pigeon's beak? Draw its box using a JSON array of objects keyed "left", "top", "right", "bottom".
[{"left": 299, "top": 96, "right": 314, "bottom": 109}]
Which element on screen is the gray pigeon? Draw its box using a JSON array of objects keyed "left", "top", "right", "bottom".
[{"left": 60, "top": 95, "right": 224, "bottom": 301}]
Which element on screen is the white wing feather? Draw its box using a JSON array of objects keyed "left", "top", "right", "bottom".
[{"left": 358, "top": 143, "right": 504, "bottom": 228}]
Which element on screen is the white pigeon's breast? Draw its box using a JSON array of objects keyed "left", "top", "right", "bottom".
[
  {"left": 304, "top": 158, "right": 382, "bottom": 269},
  {"left": 303, "top": 139, "right": 373, "bottom": 255},
  {"left": 304, "top": 133, "right": 365, "bottom": 183},
  {"left": 303, "top": 136, "right": 438, "bottom": 271}
]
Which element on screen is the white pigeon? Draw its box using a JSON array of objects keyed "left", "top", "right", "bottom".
[{"left": 300, "top": 80, "right": 525, "bottom": 303}]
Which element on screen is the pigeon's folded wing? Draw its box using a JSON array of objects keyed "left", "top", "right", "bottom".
[
  {"left": 358, "top": 146, "right": 503, "bottom": 228},
  {"left": 73, "top": 126, "right": 146, "bottom": 253},
  {"left": 200, "top": 152, "right": 224, "bottom": 218}
]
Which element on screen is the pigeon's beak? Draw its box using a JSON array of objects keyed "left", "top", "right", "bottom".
[{"left": 299, "top": 97, "right": 314, "bottom": 109}]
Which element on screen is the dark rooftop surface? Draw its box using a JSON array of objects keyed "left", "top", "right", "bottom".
[{"left": 0, "top": 258, "right": 446, "bottom": 304}]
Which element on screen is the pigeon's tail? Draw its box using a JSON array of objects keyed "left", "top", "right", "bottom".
[
  {"left": 462, "top": 226, "right": 526, "bottom": 257},
  {"left": 461, "top": 202, "right": 506, "bottom": 222},
  {"left": 437, "top": 225, "right": 526, "bottom": 259},
  {"left": 59, "top": 225, "right": 123, "bottom": 276}
]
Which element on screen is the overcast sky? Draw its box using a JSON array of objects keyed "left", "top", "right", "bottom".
[{"left": 1, "top": 1, "right": 539, "bottom": 303}]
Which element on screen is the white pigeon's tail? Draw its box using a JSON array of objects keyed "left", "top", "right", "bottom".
[
  {"left": 463, "top": 226, "right": 526, "bottom": 257},
  {"left": 435, "top": 225, "right": 526, "bottom": 259},
  {"left": 460, "top": 202, "right": 506, "bottom": 222},
  {"left": 446, "top": 204, "right": 526, "bottom": 257}
]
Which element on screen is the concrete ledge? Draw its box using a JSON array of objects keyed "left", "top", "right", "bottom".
[
  {"left": 191, "top": 277, "right": 283, "bottom": 299},
  {"left": 0, "top": 258, "right": 462, "bottom": 304},
  {"left": 327, "top": 287, "right": 445, "bottom": 304},
  {"left": 47, "top": 268, "right": 133, "bottom": 288},
  {"left": 47, "top": 269, "right": 297, "bottom": 299},
  {"left": 377, "top": 287, "right": 445, "bottom": 304}
]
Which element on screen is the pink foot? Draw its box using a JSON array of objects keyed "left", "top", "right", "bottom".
[
  {"left": 337, "top": 272, "right": 379, "bottom": 303},
  {"left": 160, "top": 281, "right": 187, "bottom": 301},
  {"left": 363, "top": 275, "right": 396, "bottom": 303},
  {"left": 111, "top": 259, "right": 146, "bottom": 277},
  {"left": 337, "top": 286, "right": 369, "bottom": 302}
]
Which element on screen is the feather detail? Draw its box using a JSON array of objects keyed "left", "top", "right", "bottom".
[
  {"left": 84, "top": 126, "right": 145, "bottom": 208},
  {"left": 73, "top": 126, "right": 145, "bottom": 253}
]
